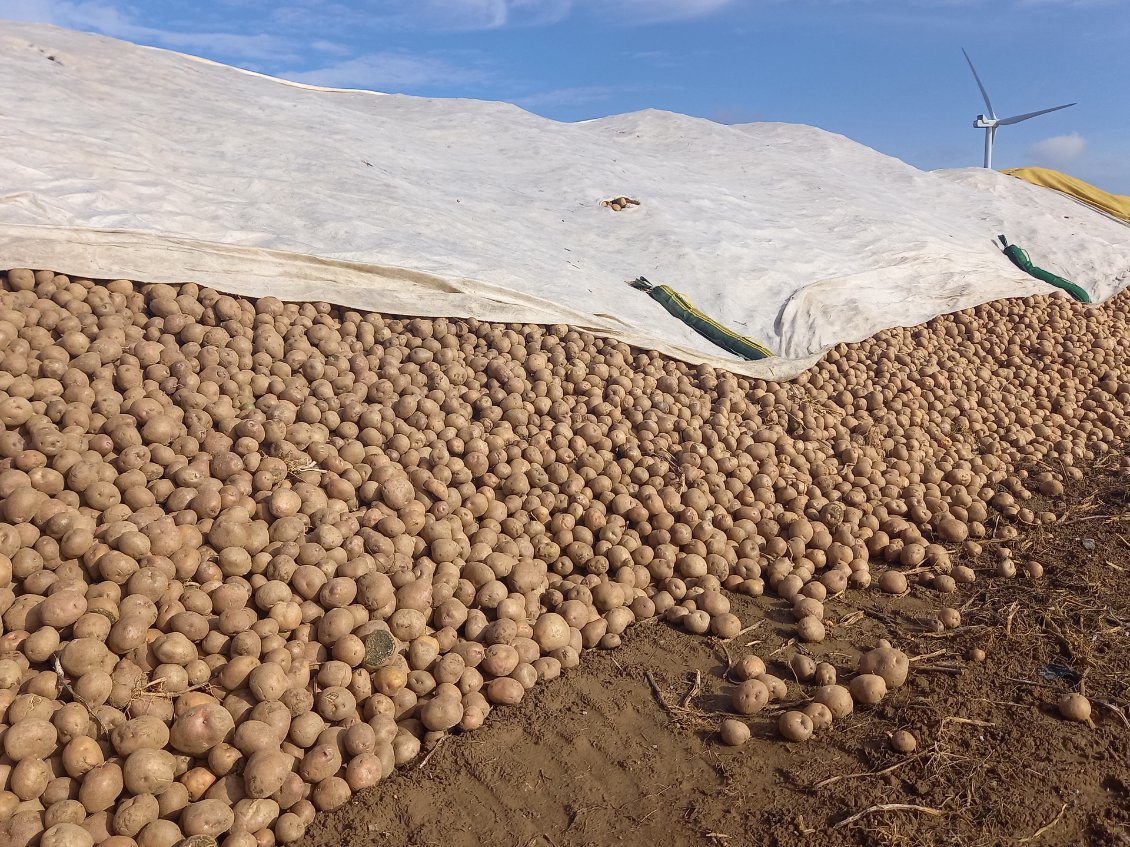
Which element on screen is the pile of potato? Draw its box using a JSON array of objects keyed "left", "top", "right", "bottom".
[
  {"left": 599, "top": 196, "right": 640, "bottom": 212},
  {"left": 0, "top": 266, "right": 1126, "bottom": 847}
]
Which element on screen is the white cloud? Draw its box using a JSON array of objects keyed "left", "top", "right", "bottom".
[
  {"left": 598, "top": 0, "right": 735, "bottom": 23},
  {"left": 1026, "top": 132, "right": 1087, "bottom": 165},
  {"left": 338, "top": 0, "right": 574, "bottom": 31},
  {"left": 4, "top": 0, "right": 300, "bottom": 63},
  {"left": 373, "top": 0, "right": 735, "bottom": 30},
  {"left": 285, "top": 52, "right": 489, "bottom": 90}
]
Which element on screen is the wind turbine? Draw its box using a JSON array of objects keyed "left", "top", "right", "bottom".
[{"left": 962, "top": 49, "right": 1075, "bottom": 170}]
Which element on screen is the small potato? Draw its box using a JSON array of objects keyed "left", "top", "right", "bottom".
[
  {"left": 3, "top": 718, "right": 57, "bottom": 761},
  {"left": 849, "top": 673, "right": 887, "bottom": 705},
  {"left": 788, "top": 653, "right": 816, "bottom": 682},
  {"left": 1059, "top": 693, "right": 1091, "bottom": 723},
  {"left": 890, "top": 729, "right": 917, "bottom": 753},
  {"left": 78, "top": 762, "right": 124, "bottom": 813},
  {"left": 420, "top": 695, "right": 463, "bottom": 732},
  {"left": 41, "top": 823, "right": 95, "bottom": 847},
  {"left": 710, "top": 613, "right": 742, "bottom": 639},
  {"left": 484, "top": 677, "right": 525, "bottom": 706},
  {"left": 731, "top": 679, "right": 769, "bottom": 715},
  {"left": 231, "top": 798, "right": 280, "bottom": 835},
  {"left": 730, "top": 655, "right": 766, "bottom": 682},
  {"left": 112, "top": 792, "right": 160, "bottom": 837},
  {"left": 111, "top": 716, "right": 170, "bottom": 757},
  {"left": 757, "top": 674, "right": 787, "bottom": 701},
  {"left": 812, "top": 684, "right": 853, "bottom": 719},
  {"left": 180, "top": 798, "right": 236, "bottom": 837},
  {"left": 778, "top": 711, "right": 814, "bottom": 742},
  {"left": 170, "top": 703, "right": 234, "bottom": 755},
  {"left": 813, "top": 662, "right": 837, "bottom": 686},
  {"left": 795, "top": 615, "right": 825, "bottom": 643},
  {"left": 801, "top": 702, "right": 833, "bottom": 731},
  {"left": 858, "top": 646, "right": 910, "bottom": 688},
  {"left": 877, "top": 571, "right": 908, "bottom": 594},
  {"left": 938, "top": 607, "right": 961, "bottom": 629},
  {"left": 123, "top": 749, "right": 176, "bottom": 796},
  {"left": 718, "top": 718, "right": 750, "bottom": 747},
  {"left": 312, "top": 776, "right": 351, "bottom": 812}
]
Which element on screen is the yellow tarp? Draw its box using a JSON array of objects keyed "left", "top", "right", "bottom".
[{"left": 1005, "top": 167, "right": 1130, "bottom": 224}]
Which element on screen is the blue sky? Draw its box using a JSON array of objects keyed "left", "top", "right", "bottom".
[{"left": 7, "top": 0, "right": 1130, "bottom": 192}]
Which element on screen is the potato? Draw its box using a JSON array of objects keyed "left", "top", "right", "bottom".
[
  {"left": 848, "top": 673, "right": 887, "bottom": 705},
  {"left": 890, "top": 729, "right": 917, "bottom": 753},
  {"left": 311, "top": 777, "right": 350, "bottom": 812},
  {"left": 778, "top": 711, "right": 814, "bottom": 742},
  {"left": 718, "top": 718, "right": 749, "bottom": 747},
  {"left": 730, "top": 655, "right": 766, "bottom": 681},
  {"left": 11, "top": 757, "right": 51, "bottom": 801},
  {"left": 788, "top": 653, "right": 816, "bottom": 682},
  {"left": 78, "top": 762, "right": 123, "bottom": 813},
  {"left": 1059, "top": 693, "right": 1091, "bottom": 723},
  {"left": 0, "top": 266, "right": 1124, "bottom": 847},
  {"left": 812, "top": 684, "right": 853, "bottom": 718},
  {"left": 858, "top": 646, "right": 910, "bottom": 688},
  {"left": 801, "top": 702, "right": 834, "bottom": 731},
  {"left": 731, "top": 679, "right": 769, "bottom": 715},
  {"left": 484, "top": 677, "right": 524, "bottom": 705},
  {"left": 59, "top": 639, "right": 113, "bottom": 677},
  {"left": 41, "top": 823, "right": 95, "bottom": 847},
  {"left": 419, "top": 695, "right": 463, "bottom": 732},
  {"left": 112, "top": 793, "right": 159, "bottom": 837},
  {"left": 3, "top": 718, "right": 57, "bottom": 761},
  {"left": 170, "top": 704, "right": 234, "bottom": 755},
  {"left": 531, "top": 613, "right": 570, "bottom": 652},
  {"left": 62, "top": 737, "right": 104, "bottom": 779},
  {"left": 757, "top": 674, "right": 787, "bottom": 701},
  {"left": 136, "top": 819, "right": 182, "bottom": 847},
  {"left": 111, "top": 717, "right": 170, "bottom": 757},
  {"left": 344, "top": 753, "right": 383, "bottom": 791},
  {"left": 231, "top": 798, "right": 280, "bottom": 835},
  {"left": 242, "top": 751, "right": 294, "bottom": 800},
  {"left": 795, "top": 615, "right": 825, "bottom": 643},
  {"left": 273, "top": 813, "right": 305, "bottom": 844},
  {"left": 232, "top": 721, "right": 282, "bottom": 757},
  {"left": 123, "top": 749, "right": 176, "bottom": 796},
  {"left": 181, "top": 799, "right": 236, "bottom": 837}
]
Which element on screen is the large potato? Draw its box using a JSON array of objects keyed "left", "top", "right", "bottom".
[
  {"left": 78, "top": 762, "right": 123, "bottom": 813},
  {"left": 3, "top": 719, "right": 57, "bottom": 761},
  {"left": 169, "top": 703, "right": 234, "bottom": 755}
]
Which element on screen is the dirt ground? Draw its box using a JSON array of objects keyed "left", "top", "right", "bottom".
[{"left": 301, "top": 445, "right": 1130, "bottom": 847}]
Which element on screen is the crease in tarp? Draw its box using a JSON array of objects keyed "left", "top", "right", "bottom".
[{"left": 0, "top": 223, "right": 817, "bottom": 381}]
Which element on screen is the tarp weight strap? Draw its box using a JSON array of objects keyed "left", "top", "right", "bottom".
[
  {"left": 999, "top": 238, "right": 1091, "bottom": 304},
  {"left": 630, "top": 277, "right": 773, "bottom": 361}
]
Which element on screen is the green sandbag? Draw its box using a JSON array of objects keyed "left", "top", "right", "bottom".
[
  {"left": 1003, "top": 243, "right": 1090, "bottom": 304},
  {"left": 629, "top": 277, "right": 772, "bottom": 361}
]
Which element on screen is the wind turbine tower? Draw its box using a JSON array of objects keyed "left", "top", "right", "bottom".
[{"left": 962, "top": 49, "right": 1076, "bottom": 169}]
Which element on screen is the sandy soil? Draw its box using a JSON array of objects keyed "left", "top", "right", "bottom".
[{"left": 301, "top": 448, "right": 1130, "bottom": 847}]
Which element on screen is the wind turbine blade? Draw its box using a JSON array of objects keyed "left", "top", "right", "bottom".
[
  {"left": 962, "top": 48, "right": 995, "bottom": 119},
  {"left": 996, "top": 103, "right": 1076, "bottom": 126}
]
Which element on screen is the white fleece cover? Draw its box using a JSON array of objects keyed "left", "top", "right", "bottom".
[{"left": 2, "top": 23, "right": 1128, "bottom": 379}]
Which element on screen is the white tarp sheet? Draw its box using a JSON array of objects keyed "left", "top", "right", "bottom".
[{"left": 2, "top": 23, "right": 1128, "bottom": 379}]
